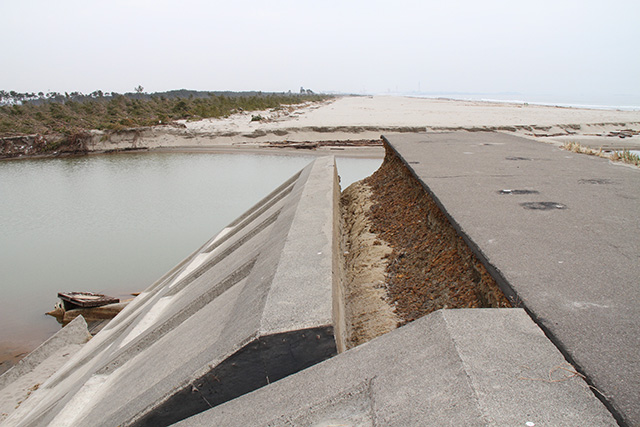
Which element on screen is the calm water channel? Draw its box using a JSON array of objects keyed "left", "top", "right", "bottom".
[{"left": 0, "top": 152, "right": 381, "bottom": 362}]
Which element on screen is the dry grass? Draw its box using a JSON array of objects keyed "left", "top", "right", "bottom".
[
  {"left": 562, "top": 141, "right": 604, "bottom": 156},
  {"left": 562, "top": 142, "right": 640, "bottom": 167},
  {"left": 611, "top": 149, "right": 640, "bottom": 166}
]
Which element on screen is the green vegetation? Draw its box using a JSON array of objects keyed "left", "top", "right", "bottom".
[{"left": 0, "top": 90, "right": 330, "bottom": 137}]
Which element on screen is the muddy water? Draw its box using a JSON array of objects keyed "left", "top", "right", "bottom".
[{"left": 0, "top": 152, "right": 381, "bottom": 369}]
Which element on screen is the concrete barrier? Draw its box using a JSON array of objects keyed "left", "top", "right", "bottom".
[
  {"left": 4, "top": 145, "right": 619, "bottom": 426},
  {"left": 175, "top": 309, "right": 616, "bottom": 426},
  {"left": 5, "top": 156, "right": 341, "bottom": 427}
]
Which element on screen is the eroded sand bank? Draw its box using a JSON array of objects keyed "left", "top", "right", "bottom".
[
  {"left": 85, "top": 96, "right": 640, "bottom": 154},
  {"left": 340, "top": 143, "right": 511, "bottom": 347},
  {"left": 4, "top": 96, "right": 639, "bottom": 160}
]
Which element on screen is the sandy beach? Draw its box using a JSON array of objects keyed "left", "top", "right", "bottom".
[{"left": 87, "top": 96, "right": 640, "bottom": 155}]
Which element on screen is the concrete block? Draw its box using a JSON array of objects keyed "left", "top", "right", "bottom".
[
  {"left": 0, "top": 316, "right": 91, "bottom": 423},
  {"left": 177, "top": 309, "right": 616, "bottom": 427},
  {"left": 0, "top": 315, "right": 91, "bottom": 390}
]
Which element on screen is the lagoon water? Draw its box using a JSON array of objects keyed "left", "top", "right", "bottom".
[{"left": 0, "top": 152, "right": 381, "bottom": 359}]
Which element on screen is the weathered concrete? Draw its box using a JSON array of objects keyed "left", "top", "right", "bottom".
[
  {"left": 6, "top": 134, "right": 629, "bottom": 426},
  {"left": 4, "top": 156, "right": 342, "bottom": 426},
  {"left": 383, "top": 132, "right": 640, "bottom": 426},
  {"left": 176, "top": 309, "right": 616, "bottom": 426},
  {"left": 0, "top": 316, "right": 91, "bottom": 390},
  {"left": 0, "top": 316, "right": 91, "bottom": 423}
]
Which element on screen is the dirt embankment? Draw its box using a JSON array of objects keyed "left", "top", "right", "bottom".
[
  {"left": 341, "top": 182, "right": 399, "bottom": 349},
  {"left": 0, "top": 133, "right": 91, "bottom": 159},
  {"left": 341, "top": 145, "right": 510, "bottom": 344}
]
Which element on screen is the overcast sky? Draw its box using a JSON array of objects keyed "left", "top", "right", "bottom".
[{"left": 2, "top": 0, "right": 639, "bottom": 103}]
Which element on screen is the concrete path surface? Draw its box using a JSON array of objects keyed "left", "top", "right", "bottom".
[
  {"left": 177, "top": 309, "right": 615, "bottom": 427},
  {"left": 384, "top": 132, "right": 640, "bottom": 426}
]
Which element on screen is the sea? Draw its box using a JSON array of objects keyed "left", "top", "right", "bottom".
[{"left": 376, "top": 91, "right": 640, "bottom": 111}]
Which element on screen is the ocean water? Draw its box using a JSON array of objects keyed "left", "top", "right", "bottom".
[
  {"left": 0, "top": 153, "right": 382, "bottom": 358},
  {"left": 381, "top": 91, "right": 640, "bottom": 111}
]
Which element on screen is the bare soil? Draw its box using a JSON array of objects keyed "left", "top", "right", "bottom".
[
  {"left": 360, "top": 145, "right": 511, "bottom": 325},
  {"left": 341, "top": 182, "right": 399, "bottom": 349}
]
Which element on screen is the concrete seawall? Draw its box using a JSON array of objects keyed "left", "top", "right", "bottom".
[
  {"left": 170, "top": 136, "right": 618, "bottom": 426},
  {"left": 178, "top": 309, "right": 616, "bottom": 427},
  {"left": 2, "top": 139, "right": 622, "bottom": 426},
  {"left": 3, "top": 156, "right": 343, "bottom": 426}
]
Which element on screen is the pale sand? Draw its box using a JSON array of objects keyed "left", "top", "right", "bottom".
[
  {"left": 341, "top": 181, "right": 398, "bottom": 349},
  {"left": 90, "top": 96, "right": 640, "bottom": 154},
  {"left": 181, "top": 96, "right": 640, "bottom": 130}
]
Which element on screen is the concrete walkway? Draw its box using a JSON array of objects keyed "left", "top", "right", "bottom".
[{"left": 384, "top": 132, "right": 640, "bottom": 426}]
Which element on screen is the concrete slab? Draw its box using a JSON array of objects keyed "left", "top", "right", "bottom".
[
  {"left": 4, "top": 157, "right": 341, "bottom": 427},
  {"left": 383, "top": 132, "right": 640, "bottom": 425},
  {"left": 177, "top": 309, "right": 616, "bottom": 427},
  {"left": 0, "top": 316, "right": 91, "bottom": 391},
  {"left": 0, "top": 316, "right": 91, "bottom": 423}
]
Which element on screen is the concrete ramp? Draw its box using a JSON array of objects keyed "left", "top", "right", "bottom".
[
  {"left": 5, "top": 156, "right": 341, "bottom": 427},
  {"left": 176, "top": 309, "right": 616, "bottom": 426}
]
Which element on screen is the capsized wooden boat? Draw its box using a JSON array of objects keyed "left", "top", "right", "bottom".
[{"left": 57, "top": 292, "right": 119, "bottom": 311}]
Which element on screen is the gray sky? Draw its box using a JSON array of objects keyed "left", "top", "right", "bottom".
[{"left": 2, "top": 0, "right": 639, "bottom": 102}]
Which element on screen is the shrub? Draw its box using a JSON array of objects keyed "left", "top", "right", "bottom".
[{"left": 0, "top": 90, "right": 331, "bottom": 137}]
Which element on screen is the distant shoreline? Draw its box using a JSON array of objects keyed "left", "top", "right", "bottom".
[
  {"left": 0, "top": 140, "right": 386, "bottom": 162},
  {"left": 373, "top": 93, "right": 640, "bottom": 112},
  {"left": 3, "top": 96, "right": 640, "bottom": 161}
]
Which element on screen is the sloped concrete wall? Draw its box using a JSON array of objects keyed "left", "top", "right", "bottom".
[
  {"left": 0, "top": 316, "right": 91, "bottom": 391},
  {"left": 176, "top": 309, "right": 616, "bottom": 427},
  {"left": 5, "top": 156, "right": 341, "bottom": 427}
]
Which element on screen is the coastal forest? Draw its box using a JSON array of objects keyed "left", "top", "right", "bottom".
[{"left": 0, "top": 89, "right": 329, "bottom": 137}]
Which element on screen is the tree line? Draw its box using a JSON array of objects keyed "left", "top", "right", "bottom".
[{"left": 0, "top": 89, "right": 329, "bottom": 137}]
